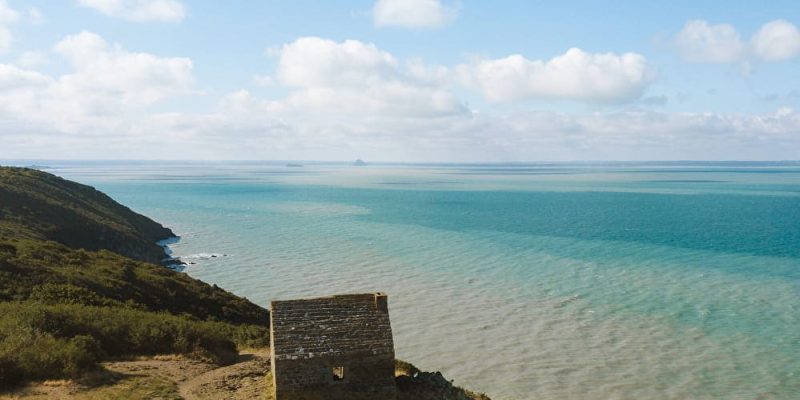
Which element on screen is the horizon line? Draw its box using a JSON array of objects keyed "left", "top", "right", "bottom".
[{"left": 3, "top": 159, "right": 800, "bottom": 165}]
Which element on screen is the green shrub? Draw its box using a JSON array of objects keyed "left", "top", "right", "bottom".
[
  {"left": 0, "top": 356, "right": 22, "bottom": 388},
  {"left": 395, "top": 359, "right": 421, "bottom": 376},
  {"left": 0, "top": 243, "right": 16, "bottom": 256},
  {"left": 65, "top": 335, "right": 105, "bottom": 373},
  {"left": 0, "top": 302, "right": 268, "bottom": 388},
  {"left": 0, "top": 328, "right": 100, "bottom": 383},
  {"left": 29, "top": 283, "right": 123, "bottom": 307},
  {"left": 230, "top": 323, "right": 271, "bottom": 348}
]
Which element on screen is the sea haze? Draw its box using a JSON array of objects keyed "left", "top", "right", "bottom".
[{"left": 31, "top": 161, "right": 800, "bottom": 399}]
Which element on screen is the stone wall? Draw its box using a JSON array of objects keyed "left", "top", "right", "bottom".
[{"left": 270, "top": 293, "right": 397, "bottom": 400}]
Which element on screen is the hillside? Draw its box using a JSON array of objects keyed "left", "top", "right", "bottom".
[
  {"left": 0, "top": 167, "right": 173, "bottom": 264},
  {"left": 0, "top": 240, "right": 265, "bottom": 325},
  {"left": 0, "top": 167, "right": 270, "bottom": 388}
]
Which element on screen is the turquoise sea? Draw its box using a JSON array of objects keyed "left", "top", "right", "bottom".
[{"left": 33, "top": 162, "right": 800, "bottom": 399}]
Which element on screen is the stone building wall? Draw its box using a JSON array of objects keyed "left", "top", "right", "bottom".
[{"left": 270, "top": 293, "right": 397, "bottom": 400}]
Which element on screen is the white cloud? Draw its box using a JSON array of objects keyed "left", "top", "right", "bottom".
[
  {"left": 0, "top": 0, "right": 19, "bottom": 52},
  {"left": 52, "top": 31, "right": 194, "bottom": 105},
  {"left": 673, "top": 20, "right": 745, "bottom": 63},
  {"left": 253, "top": 74, "right": 273, "bottom": 87},
  {"left": 0, "top": 31, "right": 194, "bottom": 136},
  {"left": 0, "top": 28, "right": 11, "bottom": 51},
  {"left": 272, "top": 37, "right": 465, "bottom": 117},
  {"left": 751, "top": 20, "right": 800, "bottom": 61},
  {"left": 0, "top": 63, "right": 51, "bottom": 89},
  {"left": 5, "top": 90, "right": 800, "bottom": 160},
  {"left": 0, "top": 34, "right": 472, "bottom": 159},
  {"left": 457, "top": 48, "right": 655, "bottom": 102},
  {"left": 27, "top": 7, "right": 44, "bottom": 24},
  {"left": 372, "top": 0, "right": 457, "bottom": 29},
  {"left": 674, "top": 19, "right": 800, "bottom": 64},
  {"left": 17, "top": 51, "right": 49, "bottom": 67},
  {"left": 0, "top": 0, "right": 17, "bottom": 23},
  {"left": 1, "top": 33, "right": 799, "bottom": 161},
  {"left": 277, "top": 37, "right": 399, "bottom": 88},
  {"left": 77, "top": 0, "right": 186, "bottom": 22},
  {"left": 472, "top": 107, "right": 800, "bottom": 161}
]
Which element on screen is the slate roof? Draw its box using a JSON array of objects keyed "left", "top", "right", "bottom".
[{"left": 270, "top": 293, "right": 394, "bottom": 361}]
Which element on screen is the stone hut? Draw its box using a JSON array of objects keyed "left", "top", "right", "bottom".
[{"left": 270, "top": 292, "right": 397, "bottom": 400}]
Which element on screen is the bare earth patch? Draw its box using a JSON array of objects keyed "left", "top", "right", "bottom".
[
  {"left": 0, "top": 350, "right": 489, "bottom": 400},
  {"left": 178, "top": 349, "right": 272, "bottom": 400},
  {"left": 0, "top": 350, "right": 272, "bottom": 400}
]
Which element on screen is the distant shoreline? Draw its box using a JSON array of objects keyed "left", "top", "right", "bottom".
[{"left": 3, "top": 159, "right": 800, "bottom": 168}]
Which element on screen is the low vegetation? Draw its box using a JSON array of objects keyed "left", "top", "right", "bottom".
[
  {"left": 0, "top": 239, "right": 265, "bottom": 325},
  {"left": 0, "top": 301, "right": 266, "bottom": 386}
]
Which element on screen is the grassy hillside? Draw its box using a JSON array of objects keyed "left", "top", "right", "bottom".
[
  {"left": 0, "top": 167, "right": 173, "bottom": 264},
  {"left": 0, "top": 240, "right": 264, "bottom": 325},
  {"left": 0, "top": 167, "right": 269, "bottom": 388}
]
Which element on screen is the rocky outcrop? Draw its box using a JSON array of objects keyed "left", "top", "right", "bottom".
[{"left": 396, "top": 361, "right": 491, "bottom": 400}]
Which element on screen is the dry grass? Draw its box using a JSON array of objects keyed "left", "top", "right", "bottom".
[
  {"left": 40, "top": 380, "right": 72, "bottom": 387},
  {"left": 2, "top": 353, "right": 489, "bottom": 400},
  {"left": 151, "top": 354, "right": 186, "bottom": 362}
]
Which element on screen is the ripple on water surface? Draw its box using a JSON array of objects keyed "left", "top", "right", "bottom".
[{"left": 49, "top": 163, "right": 800, "bottom": 400}]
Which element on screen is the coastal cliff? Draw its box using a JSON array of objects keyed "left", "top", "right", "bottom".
[
  {"left": 0, "top": 167, "right": 174, "bottom": 264},
  {"left": 0, "top": 167, "right": 490, "bottom": 399}
]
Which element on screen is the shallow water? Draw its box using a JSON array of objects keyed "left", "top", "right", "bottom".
[{"left": 37, "top": 161, "right": 800, "bottom": 399}]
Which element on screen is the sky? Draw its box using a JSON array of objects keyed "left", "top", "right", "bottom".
[{"left": 0, "top": 0, "right": 799, "bottom": 161}]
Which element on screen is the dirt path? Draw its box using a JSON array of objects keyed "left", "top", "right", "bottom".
[
  {"left": 0, "top": 350, "right": 273, "bottom": 400},
  {"left": 177, "top": 349, "right": 273, "bottom": 400}
]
